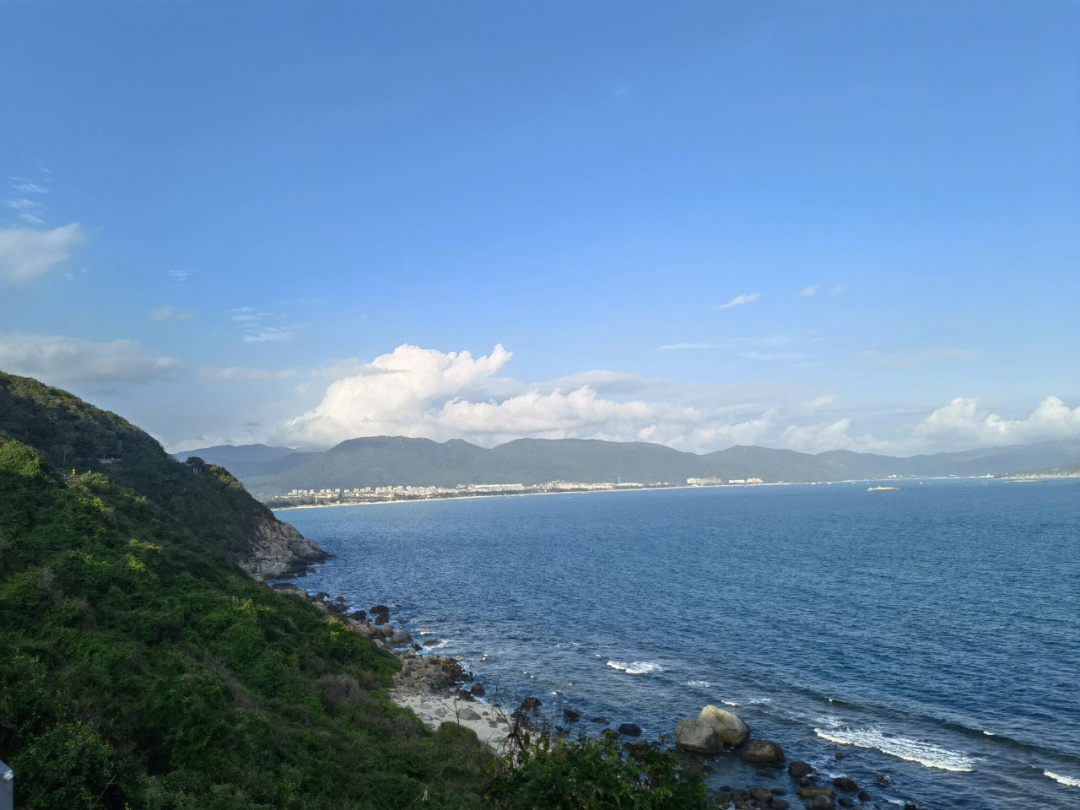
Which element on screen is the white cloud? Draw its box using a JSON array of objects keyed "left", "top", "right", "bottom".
[
  {"left": 0, "top": 332, "right": 178, "bottom": 383},
  {"left": 800, "top": 286, "right": 818, "bottom": 297},
  {"left": 865, "top": 348, "right": 976, "bottom": 367},
  {"left": 0, "top": 223, "right": 85, "bottom": 284},
  {"left": 657, "top": 342, "right": 714, "bottom": 351},
  {"left": 168, "top": 269, "right": 190, "bottom": 282},
  {"left": 282, "top": 344, "right": 514, "bottom": 445},
  {"left": 717, "top": 292, "right": 759, "bottom": 309},
  {"left": 778, "top": 418, "right": 859, "bottom": 453},
  {"left": 915, "top": 396, "right": 1080, "bottom": 448},
  {"left": 148, "top": 307, "right": 191, "bottom": 322}
]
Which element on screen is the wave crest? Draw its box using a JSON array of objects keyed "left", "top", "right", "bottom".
[
  {"left": 1044, "top": 771, "right": 1080, "bottom": 788},
  {"left": 606, "top": 660, "right": 662, "bottom": 675},
  {"left": 813, "top": 727, "right": 975, "bottom": 772}
]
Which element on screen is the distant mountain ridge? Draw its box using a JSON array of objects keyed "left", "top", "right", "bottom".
[{"left": 178, "top": 436, "right": 1080, "bottom": 496}]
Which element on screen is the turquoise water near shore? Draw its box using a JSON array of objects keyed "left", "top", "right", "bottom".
[{"left": 278, "top": 479, "right": 1080, "bottom": 809}]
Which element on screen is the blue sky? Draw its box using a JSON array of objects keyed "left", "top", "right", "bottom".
[{"left": 3, "top": 1, "right": 1079, "bottom": 454}]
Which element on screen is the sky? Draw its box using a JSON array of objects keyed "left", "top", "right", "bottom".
[{"left": 2, "top": 1, "right": 1080, "bottom": 456}]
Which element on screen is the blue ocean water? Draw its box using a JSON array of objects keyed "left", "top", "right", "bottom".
[{"left": 277, "top": 479, "right": 1080, "bottom": 809}]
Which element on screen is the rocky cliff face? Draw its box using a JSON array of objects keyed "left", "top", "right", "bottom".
[{"left": 240, "top": 516, "right": 328, "bottom": 581}]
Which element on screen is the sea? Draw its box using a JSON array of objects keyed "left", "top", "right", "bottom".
[{"left": 276, "top": 478, "right": 1080, "bottom": 809}]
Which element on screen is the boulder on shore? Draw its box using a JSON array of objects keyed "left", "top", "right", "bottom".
[
  {"left": 740, "top": 739, "right": 785, "bottom": 765},
  {"left": 675, "top": 717, "right": 725, "bottom": 754},
  {"left": 699, "top": 705, "right": 750, "bottom": 746}
]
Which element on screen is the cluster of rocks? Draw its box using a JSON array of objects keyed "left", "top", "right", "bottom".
[
  {"left": 270, "top": 584, "right": 478, "bottom": 696},
  {"left": 672, "top": 705, "right": 910, "bottom": 810}
]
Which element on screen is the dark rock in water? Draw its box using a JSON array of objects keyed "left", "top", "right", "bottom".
[
  {"left": 315, "top": 592, "right": 329, "bottom": 601},
  {"left": 749, "top": 787, "right": 771, "bottom": 802},
  {"left": 334, "top": 595, "right": 345, "bottom": 604},
  {"left": 857, "top": 790, "right": 871, "bottom": 802},
  {"left": 903, "top": 804, "right": 919, "bottom": 810},
  {"left": 411, "top": 643, "right": 421, "bottom": 652},
  {"left": 470, "top": 683, "right": 485, "bottom": 697},
  {"left": 771, "top": 788, "right": 784, "bottom": 795},
  {"left": 800, "top": 776, "right": 816, "bottom": 788},
  {"left": 617, "top": 722, "right": 642, "bottom": 737},
  {"left": 349, "top": 610, "right": 366, "bottom": 621},
  {"left": 370, "top": 604, "right": 390, "bottom": 616},
  {"left": 834, "top": 749, "right": 846, "bottom": 759},
  {"left": 797, "top": 787, "right": 834, "bottom": 800},
  {"left": 876, "top": 774, "right": 891, "bottom": 788},
  {"left": 591, "top": 716, "right": 609, "bottom": 724},
  {"left": 422, "top": 638, "right": 442, "bottom": 647},
  {"left": 837, "top": 798, "right": 854, "bottom": 808},
  {"left": 740, "top": 739, "right": 784, "bottom": 765},
  {"left": 563, "top": 708, "right": 581, "bottom": 722},
  {"left": 832, "top": 777, "right": 857, "bottom": 793},
  {"left": 520, "top": 696, "right": 542, "bottom": 711},
  {"left": 771, "top": 800, "right": 788, "bottom": 810},
  {"left": 374, "top": 613, "right": 389, "bottom": 626},
  {"left": 788, "top": 760, "right": 812, "bottom": 778},
  {"left": 812, "top": 796, "right": 834, "bottom": 810}
]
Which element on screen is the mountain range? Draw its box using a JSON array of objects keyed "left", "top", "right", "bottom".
[{"left": 179, "top": 436, "right": 1080, "bottom": 496}]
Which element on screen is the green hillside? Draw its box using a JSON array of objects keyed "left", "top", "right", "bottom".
[
  {"left": 0, "top": 372, "right": 494, "bottom": 809},
  {"left": 0, "top": 372, "right": 707, "bottom": 810}
]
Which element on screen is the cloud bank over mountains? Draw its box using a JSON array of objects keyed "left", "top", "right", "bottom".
[
  {"left": 2, "top": 329, "right": 1078, "bottom": 456},
  {"left": 274, "top": 343, "right": 1080, "bottom": 456}
]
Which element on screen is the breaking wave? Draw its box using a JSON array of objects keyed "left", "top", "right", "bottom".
[
  {"left": 606, "top": 660, "right": 662, "bottom": 675},
  {"left": 1044, "top": 771, "right": 1080, "bottom": 787},
  {"left": 813, "top": 727, "right": 975, "bottom": 772}
]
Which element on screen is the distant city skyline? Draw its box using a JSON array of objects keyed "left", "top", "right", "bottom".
[{"left": 3, "top": 2, "right": 1079, "bottom": 455}]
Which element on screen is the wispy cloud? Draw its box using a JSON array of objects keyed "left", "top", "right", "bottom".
[
  {"left": 243, "top": 326, "right": 295, "bottom": 344},
  {"left": 229, "top": 306, "right": 296, "bottom": 344},
  {"left": 148, "top": 307, "right": 191, "bottom": 322},
  {"left": 741, "top": 350, "right": 806, "bottom": 362},
  {"left": 5, "top": 175, "right": 51, "bottom": 226},
  {"left": 230, "top": 306, "right": 266, "bottom": 323},
  {"left": 168, "top": 269, "right": 190, "bottom": 282},
  {"left": 799, "top": 285, "right": 818, "bottom": 297},
  {"left": 0, "top": 223, "right": 86, "bottom": 284},
  {"left": 864, "top": 348, "right": 976, "bottom": 368},
  {"left": 717, "top": 292, "right": 759, "bottom": 310},
  {"left": 199, "top": 365, "right": 295, "bottom": 381},
  {"left": 0, "top": 332, "right": 178, "bottom": 383},
  {"left": 657, "top": 342, "right": 714, "bottom": 351}
]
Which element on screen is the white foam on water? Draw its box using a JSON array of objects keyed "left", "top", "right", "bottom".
[
  {"left": 685, "top": 680, "right": 711, "bottom": 689},
  {"left": 1044, "top": 771, "right": 1080, "bottom": 787},
  {"left": 813, "top": 727, "right": 975, "bottom": 772},
  {"left": 721, "top": 699, "right": 739, "bottom": 707},
  {"left": 606, "top": 660, "right": 662, "bottom": 675}
]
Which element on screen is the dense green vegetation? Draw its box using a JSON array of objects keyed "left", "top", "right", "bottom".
[{"left": 0, "top": 371, "right": 707, "bottom": 809}]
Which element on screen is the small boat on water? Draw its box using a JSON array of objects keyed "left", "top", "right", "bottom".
[{"left": 868, "top": 485, "right": 900, "bottom": 492}]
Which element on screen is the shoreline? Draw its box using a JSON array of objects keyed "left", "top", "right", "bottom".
[{"left": 266, "top": 476, "right": 971, "bottom": 512}]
